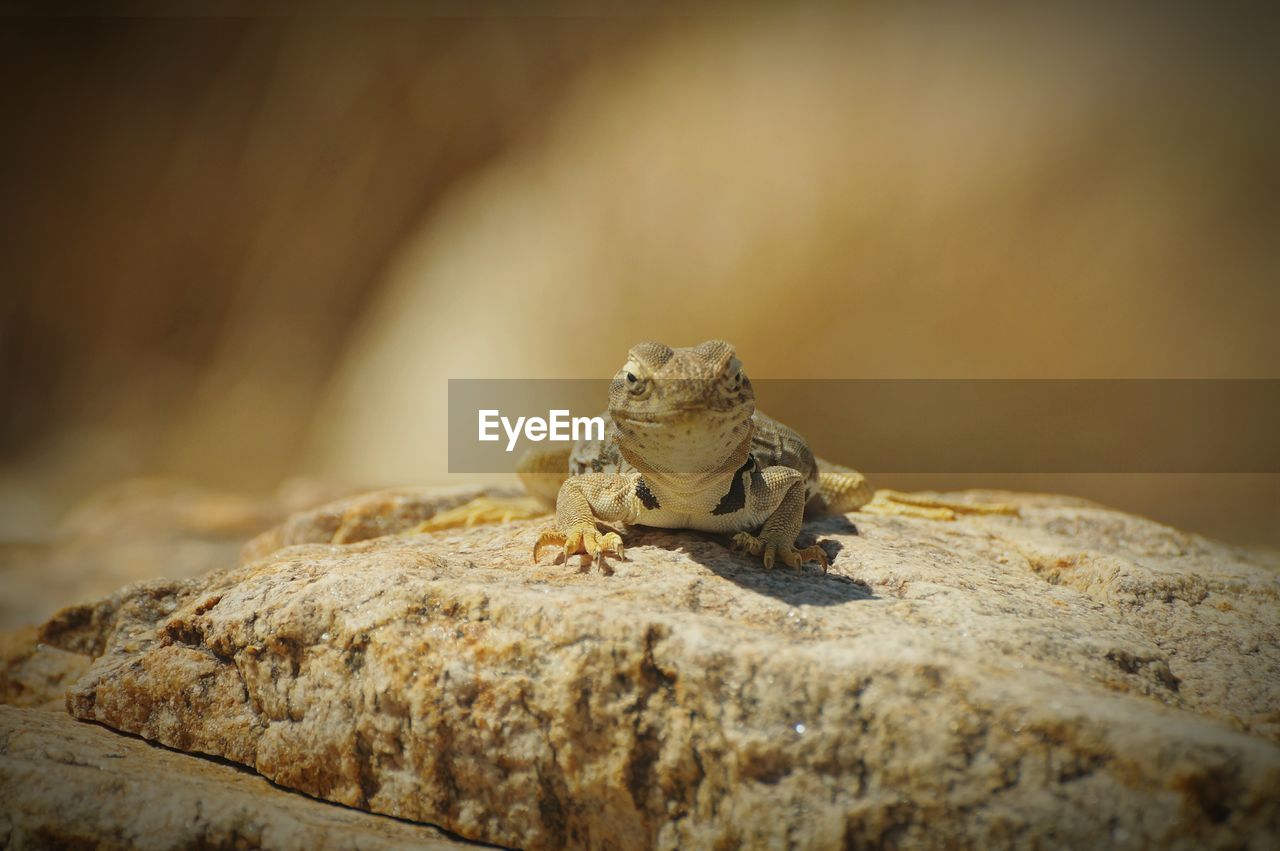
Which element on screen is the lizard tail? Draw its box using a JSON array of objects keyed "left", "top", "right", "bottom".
[
  {"left": 414, "top": 448, "right": 570, "bottom": 535},
  {"left": 516, "top": 447, "right": 573, "bottom": 508},
  {"left": 815, "top": 458, "right": 1021, "bottom": 520},
  {"left": 813, "top": 458, "right": 876, "bottom": 514}
]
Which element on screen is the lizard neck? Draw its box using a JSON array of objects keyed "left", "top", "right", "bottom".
[{"left": 618, "top": 423, "right": 754, "bottom": 501}]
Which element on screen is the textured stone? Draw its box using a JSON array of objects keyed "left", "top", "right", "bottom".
[
  {"left": 238, "top": 485, "right": 489, "bottom": 564},
  {"left": 0, "top": 627, "right": 90, "bottom": 709},
  {"left": 43, "top": 488, "right": 1280, "bottom": 849},
  {"left": 0, "top": 705, "right": 474, "bottom": 850}
]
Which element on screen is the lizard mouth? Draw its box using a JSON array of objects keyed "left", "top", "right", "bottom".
[
  {"left": 612, "top": 407, "right": 743, "bottom": 428},
  {"left": 612, "top": 411, "right": 691, "bottom": 425}
]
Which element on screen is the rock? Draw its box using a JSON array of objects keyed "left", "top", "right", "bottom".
[
  {"left": 0, "top": 705, "right": 475, "bottom": 850},
  {"left": 43, "top": 488, "right": 1280, "bottom": 849},
  {"left": 238, "top": 485, "right": 492, "bottom": 564},
  {"left": 0, "top": 626, "right": 89, "bottom": 709}
]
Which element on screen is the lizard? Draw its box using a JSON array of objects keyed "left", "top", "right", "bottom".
[{"left": 423, "top": 339, "right": 1017, "bottom": 570}]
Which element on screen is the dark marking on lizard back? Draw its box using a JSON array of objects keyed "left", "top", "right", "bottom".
[
  {"left": 636, "top": 477, "right": 662, "bottom": 510},
  {"left": 711, "top": 455, "right": 758, "bottom": 516}
]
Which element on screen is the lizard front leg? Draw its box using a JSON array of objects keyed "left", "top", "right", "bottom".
[
  {"left": 731, "top": 466, "right": 829, "bottom": 570},
  {"left": 533, "top": 472, "right": 637, "bottom": 566}
]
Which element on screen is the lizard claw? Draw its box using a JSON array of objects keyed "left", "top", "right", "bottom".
[
  {"left": 533, "top": 529, "right": 565, "bottom": 563},
  {"left": 791, "top": 544, "right": 830, "bottom": 571},
  {"left": 731, "top": 532, "right": 828, "bottom": 571},
  {"left": 534, "top": 525, "right": 624, "bottom": 565}
]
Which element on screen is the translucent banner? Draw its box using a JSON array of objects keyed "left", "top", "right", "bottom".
[{"left": 448, "top": 379, "right": 1279, "bottom": 474}]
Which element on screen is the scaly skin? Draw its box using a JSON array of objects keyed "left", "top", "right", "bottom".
[{"left": 525, "top": 340, "right": 1016, "bottom": 571}]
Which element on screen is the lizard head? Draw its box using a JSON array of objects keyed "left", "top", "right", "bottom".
[{"left": 608, "top": 340, "right": 755, "bottom": 474}]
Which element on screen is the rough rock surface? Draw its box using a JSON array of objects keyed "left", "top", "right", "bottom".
[
  {"left": 0, "top": 705, "right": 474, "bottom": 850},
  {"left": 0, "top": 627, "right": 90, "bottom": 709},
  {"left": 238, "top": 485, "right": 490, "bottom": 564},
  {"left": 41, "top": 488, "right": 1280, "bottom": 849}
]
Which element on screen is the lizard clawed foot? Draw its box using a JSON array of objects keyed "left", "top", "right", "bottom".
[
  {"left": 731, "top": 532, "right": 829, "bottom": 571},
  {"left": 533, "top": 525, "right": 625, "bottom": 566}
]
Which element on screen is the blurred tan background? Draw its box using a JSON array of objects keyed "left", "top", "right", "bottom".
[{"left": 2, "top": 4, "right": 1278, "bottom": 597}]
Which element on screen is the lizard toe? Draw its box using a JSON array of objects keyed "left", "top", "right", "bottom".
[
  {"left": 762, "top": 543, "right": 778, "bottom": 570},
  {"left": 794, "top": 544, "right": 830, "bottom": 571},
  {"left": 731, "top": 532, "right": 764, "bottom": 556},
  {"left": 536, "top": 525, "right": 625, "bottom": 567},
  {"left": 582, "top": 529, "right": 624, "bottom": 560},
  {"left": 533, "top": 529, "right": 567, "bottom": 563},
  {"left": 732, "top": 532, "right": 828, "bottom": 571},
  {"left": 564, "top": 528, "right": 585, "bottom": 557},
  {"left": 599, "top": 532, "right": 625, "bottom": 560}
]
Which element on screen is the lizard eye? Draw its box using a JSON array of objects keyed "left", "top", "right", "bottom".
[{"left": 626, "top": 373, "right": 649, "bottom": 396}]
